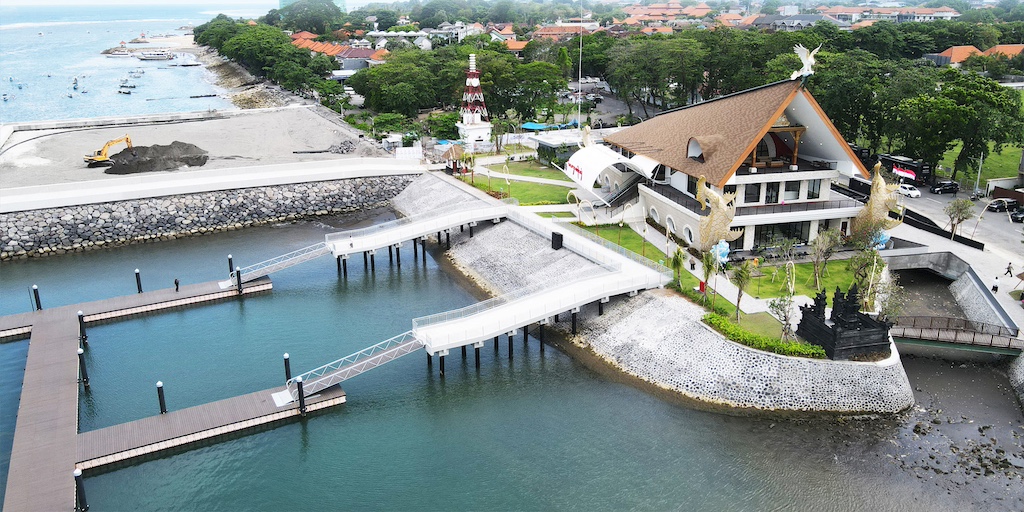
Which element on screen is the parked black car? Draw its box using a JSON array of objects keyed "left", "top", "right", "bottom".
[
  {"left": 929, "top": 181, "right": 960, "bottom": 194},
  {"left": 1011, "top": 209, "right": 1024, "bottom": 223},
  {"left": 987, "top": 198, "right": 1020, "bottom": 212}
]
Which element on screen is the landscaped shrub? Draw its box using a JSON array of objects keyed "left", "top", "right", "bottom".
[{"left": 702, "top": 313, "right": 826, "bottom": 359}]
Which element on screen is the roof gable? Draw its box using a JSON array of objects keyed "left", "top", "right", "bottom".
[{"left": 603, "top": 80, "right": 867, "bottom": 187}]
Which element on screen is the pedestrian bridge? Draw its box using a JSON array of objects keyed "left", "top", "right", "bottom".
[{"left": 232, "top": 201, "right": 511, "bottom": 284}]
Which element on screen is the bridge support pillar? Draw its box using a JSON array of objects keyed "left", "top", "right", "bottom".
[
  {"left": 439, "top": 355, "right": 445, "bottom": 377},
  {"left": 396, "top": 245, "right": 401, "bottom": 267},
  {"left": 427, "top": 353, "right": 432, "bottom": 366},
  {"left": 342, "top": 257, "right": 348, "bottom": 278},
  {"left": 571, "top": 309, "right": 579, "bottom": 335},
  {"left": 462, "top": 345, "right": 467, "bottom": 358},
  {"left": 508, "top": 331, "right": 516, "bottom": 359},
  {"left": 389, "top": 245, "right": 393, "bottom": 264},
  {"left": 370, "top": 252, "right": 376, "bottom": 272},
  {"left": 296, "top": 377, "right": 306, "bottom": 416},
  {"left": 494, "top": 336, "right": 499, "bottom": 351},
  {"left": 74, "top": 469, "right": 88, "bottom": 512},
  {"left": 539, "top": 324, "right": 545, "bottom": 351},
  {"left": 475, "top": 345, "right": 480, "bottom": 367},
  {"left": 421, "top": 239, "right": 427, "bottom": 263},
  {"left": 78, "top": 311, "right": 88, "bottom": 348},
  {"left": 437, "top": 231, "right": 442, "bottom": 244},
  {"left": 469, "top": 224, "right": 474, "bottom": 238},
  {"left": 77, "top": 348, "right": 89, "bottom": 389},
  {"left": 446, "top": 231, "right": 451, "bottom": 250},
  {"left": 460, "top": 224, "right": 464, "bottom": 233},
  {"left": 413, "top": 237, "right": 418, "bottom": 258},
  {"left": 598, "top": 301, "right": 603, "bottom": 316},
  {"left": 363, "top": 251, "right": 368, "bottom": 268},
  {"left": 554, "top": 313, "right": 559, "bottom": 322}
]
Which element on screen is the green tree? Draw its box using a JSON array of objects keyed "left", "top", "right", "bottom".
[
  {"left": 670, "top": 247, "right": 686, "bottom": 283},
  {"left": 555, "top": 47, "right": 572, "bottom": 79},
  {"left": 279, "top": 0, "right": 342, "bottom": 34},
  {"left": 939, "top": 70, "right": 1024, "bottom": 180},
  {"left": 700, "top": 250, "right": 716, "bottom": 302},
  {"left": 427, "top": 112, "right": 460, "bottom": 139},
  {"left": 809, "top": 228, "right": 843, "bottom": 291},
  {"left": 731, "top": 260, "right": 754, "bottom": 324},
  {"left": 944, "top": 198, "right": 975, "bottom": 238},
  {"left": 194, "top": 16, "right": 244, "bottom": 48}
]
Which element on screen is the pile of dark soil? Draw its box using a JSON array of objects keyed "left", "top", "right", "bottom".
[{"left": 105, "top": 141, "right": 208, "bottom": 175}]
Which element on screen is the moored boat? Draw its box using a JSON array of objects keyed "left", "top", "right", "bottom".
[{"left": 136, "top": 50, "right": 174, "bottom": 61}]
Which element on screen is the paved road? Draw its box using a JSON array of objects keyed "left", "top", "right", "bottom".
[{"left": 898, "top": 189, "right": 1023, "bottom": 266}]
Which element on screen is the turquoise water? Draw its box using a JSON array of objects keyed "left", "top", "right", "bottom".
[
  {"left": 0, "top": 4, "right": 250, "bottom": 123},
  {"left": 0, "top": 211, "right": 966, "bottom": 510}
]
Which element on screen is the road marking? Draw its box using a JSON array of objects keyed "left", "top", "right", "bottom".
[{"left": 925, "top": 198, "right": 943, "bottom": 204}]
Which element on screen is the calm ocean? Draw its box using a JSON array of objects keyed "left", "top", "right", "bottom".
[{"left": 0, "top": 4, "right": 267, "bottom": 123}]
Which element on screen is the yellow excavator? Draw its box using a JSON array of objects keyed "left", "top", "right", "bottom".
[{"left": 84, "top": 135, "right": 134, "bottom": 166}]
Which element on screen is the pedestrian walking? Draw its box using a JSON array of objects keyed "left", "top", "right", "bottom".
[
  {"left": 1006, "top": 262, "right": 1014, "bottom": 276},
  {"left": 992, "top": 276, "right": 999, "bottom": 293},
  {"left": 174, "top": 278, "right": 180, "bottom": 292}
]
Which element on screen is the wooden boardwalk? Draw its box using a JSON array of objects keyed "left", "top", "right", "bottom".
[
  {"left": 77, "top": 385, "right": 345, "bottom": 470},
  {"left": 1, "top": 277, "right": 292, "bottom": 512},
  {"left": 891, "top": 326, "right": 1023, "bottom": 352}
]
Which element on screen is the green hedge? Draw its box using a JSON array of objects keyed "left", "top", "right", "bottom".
[
  {"left": 671, "top": 282, "right": 732, "bottom": 317},
  {"left": 702, "top": 313, "right": 827, "bottom": 359}
]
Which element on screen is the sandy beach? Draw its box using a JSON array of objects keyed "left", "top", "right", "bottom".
[{"left": 0, "top": 37, "right": 387, "bottom": 189}]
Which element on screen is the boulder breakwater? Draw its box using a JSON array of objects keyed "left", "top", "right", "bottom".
[{"left": 0, "top": 176, "right": 413, "bottom": 260}]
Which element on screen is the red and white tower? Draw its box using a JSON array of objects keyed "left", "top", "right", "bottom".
[{"left": 456, "top": 54, "right": 492, "bottom": 151}]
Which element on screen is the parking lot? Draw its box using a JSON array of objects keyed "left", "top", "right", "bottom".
[{"left": 897, "top": 185, "right": 1023, "bottom": 261}]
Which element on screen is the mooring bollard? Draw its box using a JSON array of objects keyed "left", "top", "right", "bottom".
[
  {"left": 156, "top": 381, "right": 167, "bottom": 414},
  {"left": 78, "top": 311, "right": 88, "bottom": 347},
  {"left": 77, "top": 348, "right": 89, "bottom": 388},
  {"left": 283, "top": 353, "right": 291, "bottom": 382},
  {"left": 296, "top": 377, "right": 307, "bottom": 416},
  {"left": 235, "top": 267, "right": 243, "bottom": 293},
  {"left": 74, "top": 469, "right": 89, "bottom": 512},
  {"left": 32, "top": 285, "right": 42, "bottom": 311},
  {"left": 135, "top": 269, "right": 143, "bottom": 293},
  {"left": 227, "top": 254, "right": 234, "bottom": 275}
]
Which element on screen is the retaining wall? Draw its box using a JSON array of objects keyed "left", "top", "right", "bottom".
[
  {"left": 1, "top": 176, "right": 414, "bottom": 260},
  {"left": 949, "top": 272, "right": 1004, "bottom": 327},
  {"left": 1010, "top": 356, "right": 1024, "bottom": 407}
]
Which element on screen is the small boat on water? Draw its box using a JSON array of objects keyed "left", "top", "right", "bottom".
[
  {"left": 118, "top": 89, "right": 131, "bottom": 95},
  {"left": 136, "top": 50, "right": 174, "bottom": 61},
  {"left": 72, "top": 77, "right": 78, "bottom": 90},
  {"left": 2, "top": 93, "right": 9, "bottom": 101}
]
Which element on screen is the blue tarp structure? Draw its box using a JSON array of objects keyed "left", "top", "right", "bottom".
[{"left": 521, "top": 120, "right": 579, "bottom": 131}]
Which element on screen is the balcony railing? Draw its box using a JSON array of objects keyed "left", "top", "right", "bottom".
[{"left": 645, "top": 183, "right": 860, "bottom": 217}]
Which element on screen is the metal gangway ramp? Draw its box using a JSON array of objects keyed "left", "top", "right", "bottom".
[
  {"left": 277, "top": 331, "right": 424, "bottom": 405},
  {"left": 231, "top": 201, "right": 511, "bottom": 286}
]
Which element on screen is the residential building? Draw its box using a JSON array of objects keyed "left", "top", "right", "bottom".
[
  {"left": 365, "top": 30, "right": 433, "bottom": 50},
  {"left": 816, "top": 6, "right": 960, "bottom": 23},
  {"left": 924, "top": 45, "right": 982, "bottom": 67},
  {"left": 565, "top": 80, "right": 868, "bottom": 251},
  {"left": 531, "top": 25, "right": 591, "bottom": 42}
]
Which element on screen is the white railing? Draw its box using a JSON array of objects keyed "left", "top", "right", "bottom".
[
  {"left": 558, "top": 221, "right": 673, "bottom": 279},
  {"left": 236, "top": 242, "right": 330, "bottom": 283},
  {"left": 286, "top": 331, "right": 423, "bottom": 400},
  {"left": 411, "top": 266, "right": 616, "bottom": 330},
  {"left": 413, "top": 269, "right": 667, "bottom": 353}
]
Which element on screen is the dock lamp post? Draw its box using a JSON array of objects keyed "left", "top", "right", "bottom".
[{"left": 74, "top": 469, "right": 88, "bottom": 512}]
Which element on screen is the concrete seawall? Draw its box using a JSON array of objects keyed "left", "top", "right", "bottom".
[{"left": 1, "top": 175, "right": 415, "bottom": 260}]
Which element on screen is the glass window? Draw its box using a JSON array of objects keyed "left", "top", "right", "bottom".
[
  {"left": 807, "top": 179, "right": 821, "bottom": 199},
  {"left": 756, "top": 138, "right": 770, "bottom": 160},
  {"left": 687, "top": 175, "right": 698, "bottom": 196},
  {"left": 744, "top": 183, "right": 761, "bottom": 204},
  {"left": 784, "top": 181, "right": 800, "bottom": 201},
  {"left": 765, "top": 182, "right": 780, "bottom": 204},
  {"left": 724, "top": 185, "right": 737, "bottom": 196}
]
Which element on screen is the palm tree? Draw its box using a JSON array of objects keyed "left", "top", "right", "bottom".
[
  {"left": 731, "top": 260, "right": 753, "bottom": 324},
  {"left": 669, "top": 247, "right": 686, "bottom": 284},
  {"left": 700, "top": 250, "right": 716, "bottom": 303}
]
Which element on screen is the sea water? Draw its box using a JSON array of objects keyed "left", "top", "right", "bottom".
[{"left": 0, "top": 4, "right": 255, "bottom": 123}]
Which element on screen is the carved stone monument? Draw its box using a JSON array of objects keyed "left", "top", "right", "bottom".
[{"left": 796, "top": 284, "right": 891, "bottom": 360}]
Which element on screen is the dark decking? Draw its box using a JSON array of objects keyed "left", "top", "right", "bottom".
[
  {"left": 77, "top": 385, "right": 345, "bottom": 470},
  {"left": 2, "top": 278, "right": 281, "bottom": 512}
]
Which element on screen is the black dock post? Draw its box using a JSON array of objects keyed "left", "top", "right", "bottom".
[
  {"left": 235, "top": 267, "right": 243, "bottom": 293},
  {"left": 389, "top": 245, "right": 393, "bottom": 264},
  {"left": 572, "top": 311, "right": 578, "bottom": 335},
  {"left": 342, "top": 257, "right": 348, "bottom": 278},
  {"left": 475, "top": 345, "right": 480, "bottom": 368},
  {"left": 508, "top": 333, "right": 513, "bottom": 359},
  {"left": 156, "top": 381, "right": 167, "bottom": 414},
  {"left": 421, "top": 238, "right": 427, "bottom": 263},
  {"left": 469, "top": 224, "right": 474, "bottom": 237},
  {"left": 283, "top": 353, "right": 291, "bottom": 382},
  {"left": 296, "top": 377, "right": 307, "bottom": 416},
  {"left": 494, "top": 336, "right": 499, "bottom": 351},
  {"left": 437, "top": 231, "right": 441, "bottom": 244},
  {"left": 439, "top": 355, "right": 445, "bottom": 377},
  {"left": 539, "top": 324, "right": 545, "bottom": 352},
  {"left": 336, "top": 256, "right": 342, "bottom": 273},
  {"left": 77, "top": 348, "right": 89, "bottom": 389},
  {"left": 74, "top": 469, "right": 89, "bottom": 512},
  {"left": 32, "top": 285, "right": 41, "bottom": 311},
  {"left": 135, "top": 269, "right": 143, "bottom": 293},
  {"left": 427, "top": 353, "right": 433, "bottom": 366},
  {"left": 78, "top": 311, "right": 88, "bottom": 348},
  {"left": 363, "top": 251, "right": 368, "bottom": 267},
  {"left": 462, "top": 345, "right": 467, "bottom": 358},
  {"left": 227, "top": 254, "right": 234, "bottom": 275},
  {"left": 396, "top": 245, "right": 401, "bottom": 267},
  {"left": 446, "top": 231, "right": 451, "bottom": 250},
  {"left": 414, "top": 237, "right": 418, "bottom": 258},
  {"left": 598, "top": 300, "right": 604, "bottom": 316},
  {"left": 370, "top": 252, "right": 375, "bottom": 272}
]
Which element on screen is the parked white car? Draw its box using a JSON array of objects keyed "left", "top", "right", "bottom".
[{"left": 898, "top": 184, "right": 921, "bottom": 197}]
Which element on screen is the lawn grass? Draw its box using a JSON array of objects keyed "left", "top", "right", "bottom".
[
  {"left": 535, "top": 211, "right": 576, "bottom": 218},
  {"left": 745, "top": 261, "right": 855, "bottom": 304},
  {"left": 498, "top": 161, "right": 573, "bottom": 182},
  {"left": 464, "top": 177, "right": 572, "bottom": 205},
  {"left": 576, "top": 223, "right": 668, "bottom": 263},
  {"left": 936, "top": 140, "right": 1023, "bottom": 184}
]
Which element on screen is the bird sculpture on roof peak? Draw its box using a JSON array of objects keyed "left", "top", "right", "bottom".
[{"left": 790, "top": 44, "right": 822, "bottom": 81}]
